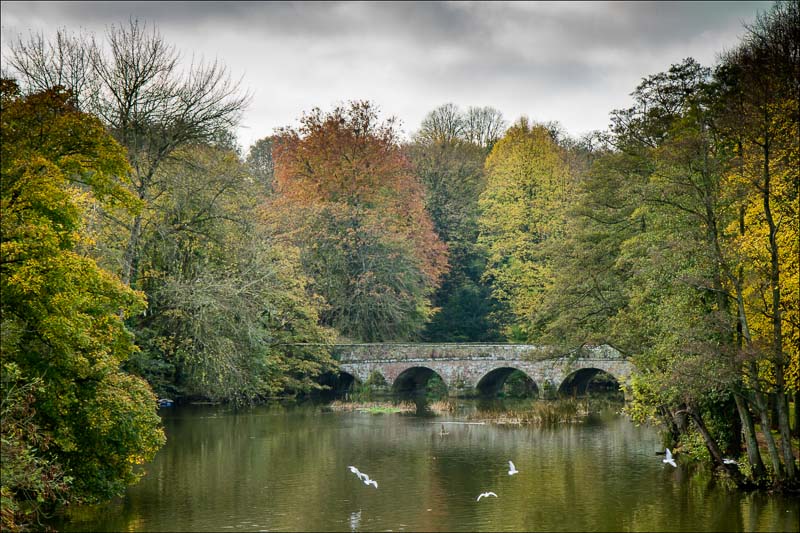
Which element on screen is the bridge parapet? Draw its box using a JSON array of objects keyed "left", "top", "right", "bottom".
[{"left": 333, "top": 343, "right": 621, "bottom": 363}]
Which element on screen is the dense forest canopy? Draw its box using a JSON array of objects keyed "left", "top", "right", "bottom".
[{"left": 1, "top": 2, "right": 798, "bottom": 530}]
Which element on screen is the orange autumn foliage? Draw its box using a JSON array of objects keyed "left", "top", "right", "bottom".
[{"left": 272, "top": 101, "right": 448, "bottom": 287}]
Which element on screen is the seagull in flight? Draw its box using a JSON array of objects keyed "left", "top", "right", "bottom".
[
  {"left": 476, "top": 491, "right": 498, "bottom": 501},
  {"left": 663, "top": 448, "right": 677, "bottom": 468},
  {"left": 508, "top": 461, "right": 519, "bottom": 476},
  {"left": 723, "top": 458, "right": 738, "bottom": 465},
  {"left": 348, "top": 466, "right": 369, "bottom": 482}
]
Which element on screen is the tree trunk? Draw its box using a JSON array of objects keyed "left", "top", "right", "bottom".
[
  {"left": 728, "top": 396, "right": 743, "bottom": 456},
  {"left": 749, "top": 371, "right": 784, "bottom": 481},
  {"left": 736, "top": 277, "right": 785, "bottom": 482},
  {"left": 689, "top": 406, "right": 748, "bottom": 487},
  {"left": 734, "top": 392, "right": 767, "bottom": 483},
  {"left": 762, "top": 140, "right": 796, "bottom": 482},
  {"left": 769, "top": 393, "right": 780, "bottom": 430},
  {"left": 774, "top": 390, "right": 797, "bottom": 481}
]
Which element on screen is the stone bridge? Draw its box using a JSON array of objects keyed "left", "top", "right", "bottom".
[{"left": 333, "top": 343, "right": 633, "bottom": 398}]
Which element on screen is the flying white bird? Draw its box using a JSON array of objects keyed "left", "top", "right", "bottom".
[
  {"left": 723, "top": 458, "right": 738, "bottom": 465},
  {"left": 363, "top": 476, "right": 378, "bottom": 489},
  {"left": 476, "top": 491, "right": 498, "bottom": 501},
  {"left": 348, "top": 466, "right": 369, "bottom": 482},
  {"left": 663, "top": 448, "right": 677, "bottom": 468},
  {"left": 508, "top": 461, "right": 519, "bottom": 476}
]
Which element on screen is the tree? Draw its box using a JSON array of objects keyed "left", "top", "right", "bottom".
[
  {"left": 269, "top": 101, "right": 448, "bottom": 341},
  {"left": 584, "top": 58, "right": 760, "bottom": 485},
  {"left": 247, "top": 136, "right": 276, "bottom": 193},
  {"left": 3, "top": 21, "right": 334, "bottom": 406},
  {"left": 530, "top": 133, "right": 629, "bottom": 347},
  {"left": 406, "top": 135, "right": 499, "bottom": 341},
  {"left": 478, "top": 118, "right": 574, "bottom": 340},
  {"left": 542, "top": 46, "right": 797, "bottom": 488},
  {"left": 5, "top": 20, "right": 250, "bottom": 288},
  {"left": 127, "top": 143, "right": 335, "bottom": 403},
  {"left": 417, "top": 103, "right": 464, "bottom": 145},
  {"left": 715, "top": 0, "right": 799, "bottom": 482},
  {"left": 416, "top": 103, "right": 507, "bottom": 152},
  {"left": 1, "top": 80, "right": 165, "bottom": 526},
  {"left": 463, "top": 106, "right": 507, "bottom": 151}
]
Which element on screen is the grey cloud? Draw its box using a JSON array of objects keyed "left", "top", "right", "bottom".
[{"left": 1, "top": 0, "right": 773, "bottom": 148}]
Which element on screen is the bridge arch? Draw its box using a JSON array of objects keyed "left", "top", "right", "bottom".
[
  {"left": 558, "top": 368, "right": 621, "bottom": 397},
  {"left": 476, "top": 367, "right": 538, "bottom": 398},
  {"left": 393, "top": 366, "right": 447, "bottom": 395},
  {"left": 317, "top": 370, "right": 358, "bottom": 394}
]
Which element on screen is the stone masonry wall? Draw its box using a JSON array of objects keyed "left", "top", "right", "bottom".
[{"left": 334, "top": 343, "right": 632, "bottom": 397}]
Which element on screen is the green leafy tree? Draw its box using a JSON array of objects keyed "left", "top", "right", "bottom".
[
  {"left": 572, "top": 58, "right": 756, "bottom": 485},
  {"left": 0, "top": 80, "right": 165, "bottom": 527},
  {"left": 406, "top": 132, "right": 500, "bottom": 341},
  {"left": 541, "top": 44, "right": 797, "bottom": 488},
  {"left": 532, "top": 136, "right": 633, "bottom": 346},
  {"left": 246, "top": 136, "right": 276, "bottom": 193},
  {"left": 128, "top": 144, "right": 335, "bottom": 404}
]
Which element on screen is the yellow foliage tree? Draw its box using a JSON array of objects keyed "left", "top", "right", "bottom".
[{"left": 478, "top": 118, "right": 573, "bottom": 340}]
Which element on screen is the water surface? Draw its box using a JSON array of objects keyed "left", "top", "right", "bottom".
[{"left": 54, "top": 400, "right": 798, "bottom": 532}]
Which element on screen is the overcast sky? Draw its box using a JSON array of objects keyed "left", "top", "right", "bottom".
[{"left": 1, "top": 1, "right": 774, "bottom": 151}]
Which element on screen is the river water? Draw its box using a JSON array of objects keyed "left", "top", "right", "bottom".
[{"left": 53, "top": 399, "right": 797, "bottom": 532}]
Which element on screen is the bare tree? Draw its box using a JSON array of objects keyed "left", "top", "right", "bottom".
[
  {"left": 6, "top": 29, "right": 97, "bottom": 109},
  {"left": 5, "top": 19, "right": 251, "bottom": 286},
  {"left": 463, "top": 106, "right": 506, "bottom": 150},
  {"left": 416, "top": 103, "right": 506, "bottom": 151},
  {"left": 416, "top": 103, "right": 465, "bottom": 144}
]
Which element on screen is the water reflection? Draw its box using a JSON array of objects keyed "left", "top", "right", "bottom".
[
  {"left": 348, "top": 509, "right": 361, "bottom": 532},
  {"left": 52, "top": 398, "right": 798, "bottom": 532}
]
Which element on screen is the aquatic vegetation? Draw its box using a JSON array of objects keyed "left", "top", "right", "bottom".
[
  {"left": 469, "top": 399, "right": 591, "bottom": 426},
  {"left": 428, "top": 400, "right": 457, "bottom": 414},
  {"left": 328, "top": 400, "right": 415, "bottom": 414}
]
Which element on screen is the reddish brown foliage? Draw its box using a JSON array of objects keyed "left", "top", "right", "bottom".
[{"left": 272, "top": 101, "right": 448, "bottom": 286}]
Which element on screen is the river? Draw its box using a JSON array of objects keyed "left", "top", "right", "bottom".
[{"left": 52, "top": 399, "right": 798, "bottom": 532}]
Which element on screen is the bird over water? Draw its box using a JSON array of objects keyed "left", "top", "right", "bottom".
[
  {"left": 348, "top": 466, "right": 377, "bottom": 488},
  {"left": 663, "top": 448, "right": 677, "bottom": 468},
  {"left": 508, "top": 460, "right": 519, "bottom": 475}
]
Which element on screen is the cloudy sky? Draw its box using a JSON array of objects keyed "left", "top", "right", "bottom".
[{"left": 1, "top": 1, "right": 774, "bottom": 150}]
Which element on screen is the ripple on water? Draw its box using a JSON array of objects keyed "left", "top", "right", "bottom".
[{"left": 49, "top": 401, "right": 799, "bottom": 533}]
